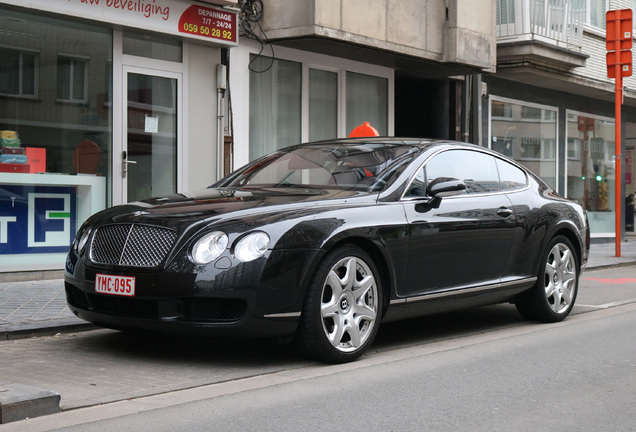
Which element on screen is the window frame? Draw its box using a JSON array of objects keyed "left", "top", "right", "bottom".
[
  {"left": 580, "top": 0, "right": 609, "bottom": 34},
  {"left": 488, "top": 95, "right": 559, "bottom": 192},
  {"left": 0, "top": 46, "right": 39, "bottom": 99},
  {"left": 56, "top": 54, "right": 89, "bottom": 103},
  {"left": 564, "top": 109, "right": 615, "bottom": 198},
  {"left": 232, "top": 40, "right": 394, "bottom": 168}
]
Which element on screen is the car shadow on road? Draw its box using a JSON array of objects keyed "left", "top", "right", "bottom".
[
  {"left": 372, "top": 304, "right": 528, "bottom": 352},
  {"left": 61, "top": 327, "right": 312, "bottom": 368},
  {"left": 62, "top": 304, "right": 529, "bottom": 367}
]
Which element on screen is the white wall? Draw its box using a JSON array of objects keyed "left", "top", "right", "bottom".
[{"left": 186, "top": 42, "right": 221, "bottom": 191}]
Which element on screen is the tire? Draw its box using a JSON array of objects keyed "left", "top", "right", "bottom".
[
  {"left": 516, "top": 235, "right": 579, "bottom": 322},
  {"left": 296, "top": 245, "right": 382, "bottom": 363}
]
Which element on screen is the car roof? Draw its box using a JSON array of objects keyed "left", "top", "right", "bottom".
[{"left": 286, "top": 137, "right": 493, "bottom": 158}]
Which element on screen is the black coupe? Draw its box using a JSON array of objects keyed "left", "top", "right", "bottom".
[{"left": 65, "top": 138, "right": 589, "bottom": 363}]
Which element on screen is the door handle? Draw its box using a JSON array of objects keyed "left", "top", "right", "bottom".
[
  {"left": 497, "top": 207, "right": 513, "bottom": 218},
  {"left": 122, "top": 151, "right": 137, "bottom": 176}
]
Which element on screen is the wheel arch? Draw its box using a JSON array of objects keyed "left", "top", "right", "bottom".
[
  {"left": 546, "top": 223, "right": 585, "bottom": 272},
  {"left": 300, "top": 236, "right": 394, "bottom": 319}
]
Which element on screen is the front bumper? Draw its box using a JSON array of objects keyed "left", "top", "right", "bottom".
[{"left": 64, "top": 247, "right": 320, "bottom": 338}]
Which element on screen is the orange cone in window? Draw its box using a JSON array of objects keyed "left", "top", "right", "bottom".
[{"left": 349, "top": 122, "right": 379, "bottom": 137}]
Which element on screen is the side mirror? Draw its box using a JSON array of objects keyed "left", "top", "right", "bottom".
[{"left": 426, "top": 177, "right": 466, "bottom": 198}]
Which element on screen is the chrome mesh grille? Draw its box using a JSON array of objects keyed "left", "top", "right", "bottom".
[{"left": 90, "top": 224, "right": 177, "bottom": 267}]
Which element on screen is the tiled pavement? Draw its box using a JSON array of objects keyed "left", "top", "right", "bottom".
[{"left": 1, "top": 239, "right": 636, "bottom": 339}]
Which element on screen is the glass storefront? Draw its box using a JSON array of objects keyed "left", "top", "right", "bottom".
[
  {"left": 490, "top": 97, "right": 558, "bottom": 190},
  {"left": 490, "top": 96, "right": 619, "bottom": 238},
  {"left": 566, "top": 111, "right": 616, "bottom": 235},
  {"left": 0, "top": 8, "right": 112, "bottom": 270},
  {"left": 248, "top": 54, "right": 390, "bottom": 160},
  {"left": 248, "top": 56, "right": 302, "bottom": 160}
]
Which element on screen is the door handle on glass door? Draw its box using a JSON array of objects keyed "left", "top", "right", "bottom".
[{"left": 122, "top": 151, "right": 137, "bottom": 176}]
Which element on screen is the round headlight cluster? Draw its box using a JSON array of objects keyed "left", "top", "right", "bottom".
[
  {"left": 234, "top": 232, "right": 270, "bottom": 262},
  {"left": 191, "top": 231, "right": 270, "bottom": 264},
  {"left": 191, "top": 231, "right": 229, "bottom": 264},
  {"left": 192, "top": 231, "right": 270, "bottom": 264}
]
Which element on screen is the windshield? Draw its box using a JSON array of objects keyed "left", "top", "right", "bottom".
[{"left": 217, "top": 143, "right": 420, "bottom": 192}]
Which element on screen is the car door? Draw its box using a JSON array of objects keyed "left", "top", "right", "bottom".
[{"left": 401, "top": 149, "right": 516, "bottom": 298}]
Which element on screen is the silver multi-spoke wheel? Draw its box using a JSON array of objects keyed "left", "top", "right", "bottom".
[
  {"left": 320, "top": 256, "right": 378, "bottom": 353},
  {"left": 296, "top": 245, "right": 382, "bottom": 363},
  {"left": 543, "top": 242, "right": 577, "bottom": 314},
  {"left": 516, "top": 235, "right": 579, "bottom": 322}
]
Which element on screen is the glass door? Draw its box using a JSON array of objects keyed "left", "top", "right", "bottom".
[{"left": 122, "top": 67, "right": 181, "bottom": 202}]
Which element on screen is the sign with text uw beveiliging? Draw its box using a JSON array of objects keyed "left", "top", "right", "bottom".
[
  {"left": 0, "top": 0, "right": 238, "bottom": 46},
  {"left": 0, "top": 186, "right": 77, "bottom": 255}
]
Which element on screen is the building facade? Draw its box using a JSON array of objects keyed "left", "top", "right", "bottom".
[
  {"left": 0, "top": 0, "right": 238, "bottom": 274},
  {"left": 4, "top": 0, "right": 634, "bottom": 277},
  {"left": 489, "top": 0, "right": 636, "bottom": 240},
  {"left": 1, "top": 0, "right": 499, "bottom": 277}
]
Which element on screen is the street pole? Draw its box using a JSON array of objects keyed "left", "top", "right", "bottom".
[
  {"left": 615, "top": 28, "right": 622, "bottom": 258},
  {"left": 607, "top": 8, "right": 632, "bottom": 257}
]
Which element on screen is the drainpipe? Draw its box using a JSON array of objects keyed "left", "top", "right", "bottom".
[
  {"left": 470, "top": 74, "right": 483, "bottom": 146},
  {"left": 216, "top": 63, "right": 227, "bottom": 180}
]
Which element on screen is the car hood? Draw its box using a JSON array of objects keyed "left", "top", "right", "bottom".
[{"left": 92, "top": 187, "right": 376, "bottom": 232}]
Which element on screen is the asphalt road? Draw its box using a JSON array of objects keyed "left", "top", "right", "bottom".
[
  {"left": 2, "top": 265, "right": 636, "bottom": 431},
  {"left": 6, "top": 302, "right": 636, "bottom": 432}
]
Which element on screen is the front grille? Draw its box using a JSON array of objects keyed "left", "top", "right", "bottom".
[
  {"left": 90, "top": 224, "right": 177, "bottom": 267},
  {"left": 65, "top": 284, "right": 246, "bottom": 322}
]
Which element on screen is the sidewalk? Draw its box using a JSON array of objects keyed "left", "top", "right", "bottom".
[{"left": 2, "top": 240, "right": 636, "bottom": 340}]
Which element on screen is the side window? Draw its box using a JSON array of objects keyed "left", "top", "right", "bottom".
[
  {"left": 405, "top": 167, "right": 427, "bottom": 197},
  {"left": 425, "top": 150, "right": 500, "bottom": 194},
  {"left": 496, "top": 158, "right": 528, "bottom": 191}
]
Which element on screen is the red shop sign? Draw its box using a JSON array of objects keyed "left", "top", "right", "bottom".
[{"left": 178, "top": 5, "right": 237, "bottom": 44}]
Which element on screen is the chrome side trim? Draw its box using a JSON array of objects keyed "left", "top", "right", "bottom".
[
  {"left": 404, "top": 277, "right": 537, "bottom": 304},
  {"left": 264, "top": 312, "right": 302, "bottom": 318}
]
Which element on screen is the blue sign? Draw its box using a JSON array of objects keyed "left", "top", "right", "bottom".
[{"left": 0, "top": 185, "right": 77, "bottom": 254}]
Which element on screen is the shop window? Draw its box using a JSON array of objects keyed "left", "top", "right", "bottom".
[
  {"left": 123, "top": 30, "right": 182, "bottom": 63},
  {"left": 492, "top": 137, "right": 514, "bottom": 157},
  {"left": 57, "top": 56, "right": 88, "bottom": 102},
  {"left": 567, "top": 138, "right": 583, "bottom": 160},
  {"left": 309, "top": 69, "right": 337, "bottom": 142},
  {"left": 0, "top": 48, "right": 38, "bottom": 98},
  {"left": 0, "top": 8, "right": 112, "bottom": 271},
  {"left": 520, "top": 138, "right": 555, "bottom": 161},
  {"left": 566, "top": 112, "right": 615, "bottom": 235},
  {"left": 249, "top": 56, "right": 301, "bottom": 160},
  {"left": 248, "top": 54, "right": 390, "bottom": 161},
  {"left": 346, "top": 72, "right": 388, "bottom": 137},
  {"left": 521, "top": 106, "right": 542, "bottom": 120},
  {"left": 491, "top": 100, "right": 512, "bottom": 118},
  {"left": 490, "top": 97, "right": 558, "bottom": 190}
]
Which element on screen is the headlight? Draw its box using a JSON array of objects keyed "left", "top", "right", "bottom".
[
  {"left": 191, "top": 231, "right": 228, "bottom": 264},
  {"left": 234, "top": 231, "right": 270, "bottom": 262},
  {"left": 74, "top": 226, "right": 92, "bottom": 254}
]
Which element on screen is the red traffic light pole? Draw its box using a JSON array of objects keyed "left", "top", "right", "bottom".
[{"left": 606, "top": 9, "right": 633, "bottom": 257}]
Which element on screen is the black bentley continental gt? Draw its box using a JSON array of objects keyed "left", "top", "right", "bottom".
[{"left": 65, "top": 138, "right": 589, "bottom": 363}]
